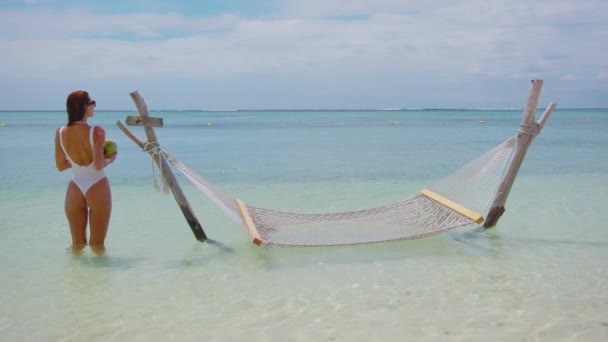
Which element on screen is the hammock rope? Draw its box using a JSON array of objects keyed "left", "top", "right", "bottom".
[
  {"left": 142, "top": 141, "right": 169, "bottom": 194},
  {"left": 144, "top": 135, "right": 519, "bottom": 246}
]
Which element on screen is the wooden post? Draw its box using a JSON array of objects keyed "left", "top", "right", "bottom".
[
  {"left": 118, "top": 91, "right": 207, "bottom": 242},
  {"left": 484, "top": 80, "right": 556, "bottom": 228}
]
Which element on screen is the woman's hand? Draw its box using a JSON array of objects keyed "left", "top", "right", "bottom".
[{"left": 104, "top": 151, "right": 117, "bottom": 166}]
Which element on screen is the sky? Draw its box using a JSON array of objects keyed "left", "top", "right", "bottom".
[{"left": 1, "top": 0, "right": 607, "bottom": 110}]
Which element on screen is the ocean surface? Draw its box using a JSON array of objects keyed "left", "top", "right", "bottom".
[{"left": 1, "top": 107, "right": 607, "bottom": 341}]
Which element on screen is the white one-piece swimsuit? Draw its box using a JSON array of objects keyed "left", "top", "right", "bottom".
[{"left": 59, "top": 126, "right": 106, "bottom": 195}]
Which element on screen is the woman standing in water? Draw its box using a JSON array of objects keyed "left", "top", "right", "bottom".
[{"left": 54, "top": 90, "right": 117, "bottom": 253}]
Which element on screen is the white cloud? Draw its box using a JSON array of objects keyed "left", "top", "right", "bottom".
[
  {"left": 0, "top": 1, "right": 607, "bottom": 108},
  {"left": 0, "top": 10, "right": 240, "bottom": 39},
  {"left": 2, "top": 6, "right": 606, "bottom": 79}
]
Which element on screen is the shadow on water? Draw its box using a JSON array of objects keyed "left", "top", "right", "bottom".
[
  {"left": 449, "top": 225, "right": 608, "bottom": 254},
  {"left": 238, "top": 225, "right": 608, "bottom": 271},
  {"left": 205, "top": 238, "right": 235, "bottom": 253},
  {"left": 71, "top": 228, "right": 606, "bottom": 272},
  {"left": 235, "top": 232, "right": 478, "bottom": 272},
  {"left": 448, "top": 227, "right": 507, "bottom": 257},
  {"left": 167, "top": 239, "right": 237, "bottom": 269}
]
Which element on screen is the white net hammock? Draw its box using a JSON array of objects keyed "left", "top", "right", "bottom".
[{"left": 146, "top": 135, "right": 518, "bottom": 247}]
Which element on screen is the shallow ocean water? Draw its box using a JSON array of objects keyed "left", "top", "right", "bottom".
[{"left": 0, "top": 107, "right": 607, "bottom": 341}]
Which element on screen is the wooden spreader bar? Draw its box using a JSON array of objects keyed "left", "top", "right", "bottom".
[
  {"left": 420, "top": 188, "right": 484, "bottom": 224},
  {"left": 235, "top": 199, "right": 263, "bottom": 246}
]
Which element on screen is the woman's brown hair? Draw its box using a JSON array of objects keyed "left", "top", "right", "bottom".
[{"left": 65, "top": 90, "right": 91, "bottom": 125}]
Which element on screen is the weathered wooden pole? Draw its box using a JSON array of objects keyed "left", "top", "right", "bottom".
[
  {"left": 484, "top": 80, "right": 556, "bottom": 228},
  {"left": 117, "top": 90, "right": 207, "bottom": 241}
]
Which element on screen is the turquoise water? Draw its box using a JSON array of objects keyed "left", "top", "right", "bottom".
[{"left": 1, "top": 108, "right": 607, "bottom": 341}]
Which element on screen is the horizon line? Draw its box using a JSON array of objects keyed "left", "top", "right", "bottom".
[{"left": 1, "top": 107, "right": 606, "bottom": 112}]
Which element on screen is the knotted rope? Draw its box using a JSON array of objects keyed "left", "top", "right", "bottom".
[
  {"left": 518, "top": 122, "right": 541, "bottom": 137},
  {"left": 142, "top": 141, "right": 170, "bottom": 194}
]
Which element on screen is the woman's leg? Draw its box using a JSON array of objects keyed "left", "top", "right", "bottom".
[
  {"left": 86, "top": 178, "right": 112, "bottom": 253},
  {"left": 65, "top": 181, "right": 88, "bottom": 251}
]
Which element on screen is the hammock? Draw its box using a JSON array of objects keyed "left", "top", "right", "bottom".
[
  {"left": 154, "top": 135, "right": 517, "bottom": 246},
  {"left": 120, "top": 80, "right": 555, "bottom": 247}
]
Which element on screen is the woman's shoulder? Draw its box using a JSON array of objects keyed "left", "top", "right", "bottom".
[
  {"left": 92, "top": 125, "right": 106, "bottom": 134},
  {"left": 92, "top": 125, "right": 106, "bottom": 140}
]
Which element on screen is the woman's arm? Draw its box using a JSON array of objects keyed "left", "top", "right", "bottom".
[{"left": 54, "top": 128, "right": 71, "bottom": 171}]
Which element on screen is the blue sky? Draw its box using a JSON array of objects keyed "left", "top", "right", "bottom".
[{"left": 1, "top": 0, "right": 607, "bottom": 110}]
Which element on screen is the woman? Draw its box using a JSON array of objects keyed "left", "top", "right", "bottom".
[{"left": 54, "top": 91, "right": 117, "bottom": 253}]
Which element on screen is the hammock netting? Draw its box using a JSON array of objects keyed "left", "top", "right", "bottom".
[{"left": 159, "top": 136, "right": 518, "bottom": 247}]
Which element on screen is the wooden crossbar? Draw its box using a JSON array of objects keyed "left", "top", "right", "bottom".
[
  {"left": 235, "top": 199, "right": 263, "bottom": 246},
  {"left": 126, "top": 116, "right": 164, "bottom": 127},
  {"left": 420, "top": 188, "right": 484, "bottom": 224}
]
